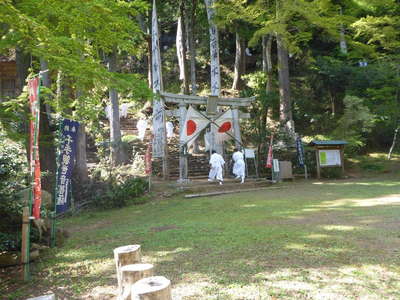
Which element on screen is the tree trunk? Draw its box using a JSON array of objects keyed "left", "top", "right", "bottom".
[
  {"left": 137, "top": 14, "right": 152, "bottom": 88},
  {"left": 114, "top": 245, "right": 142, "bottom": 295},
  {"left": 276, "top": 34, "right": 294, "bottom": 135},
  {"left": 39, "top": 61, "right": 56, "bottom": 193},
  {"left": 108, "top": 48, "right": 124, "bottom": 166},
  {"left": 74, "top": 123, "right": 89, "bottom": 182},
  {"left": 131, "top": 276, "right": 172, "bottom": 300},
  {"left": 16, "top": 48, "right": 31, "bottom": 162},
  {"left": 339, "top": 7, "right": 348, "bottom": 55},
  {"left": 177, "top": 0, "right": 190, "bottom": 94},
  {"left": 263, "top": 35, "right": 275, "bottom": 125},
  {"left": 186, "top": 0, "right": 197, "bottom": 95},
  {"left": 263, "top": 35, "right": 273, "bottom": 94},
  {"left": 388, "top": 126, "right": 399, "bottom": 160},
  {"left": 232, "top": 33, "right": 246, "bottom": 91},
  {"left": 74, "top": 87, "right": 89, "bottom": 184},
  {"left": 120, "top": 263, "right": 154, "bottom": 300}
]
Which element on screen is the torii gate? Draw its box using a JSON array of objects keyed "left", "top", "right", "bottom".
[{"left": 161, "top": 91, "right": 255, "bottom": 182}]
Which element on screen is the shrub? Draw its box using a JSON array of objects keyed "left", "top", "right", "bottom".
[
  {"left": 90, "top": 177, "right": 148, "bottom": 210},
  {"left": 332, "top": 95, "right": 375, "bottom": 153}
]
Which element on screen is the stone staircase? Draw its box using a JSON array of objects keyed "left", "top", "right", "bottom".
[
  {"left": 86, "top": 115, "right": 211, "bottom": 178},
  {"left": 152, "top": 137, "right": 210, "bottom": 178}
]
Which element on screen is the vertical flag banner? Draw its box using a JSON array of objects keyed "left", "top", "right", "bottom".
[
  {"left": 204, "top": 0, "right": 221, "bottom": 96},
  {"left": 265, "top": 134, "right": 274, "bottom": 168},
  {"left": 145, "top": 143, "right": 152, "bottom": 175},
  {"left": 28, "top": 77, "right": 42, "bottom": 219},
  {"left": 56, "top": 119, "right": 79, "bottom": 214},
  {"left": 152, "top": 0, "right": 166, "bottom": 158},
  {"left": 296, "top": 136, "right": 305, "bottom": 167}
]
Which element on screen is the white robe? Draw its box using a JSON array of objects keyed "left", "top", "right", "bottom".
[
  {"left": 232, "top": 151, "right": 245, "bottom": 178},
  {"left": 104, "top": 103, "right": 131, "bottom": 120},
  {"left": 209, "top": 153, "right": 225, "bottom": 181},
  {"left": 137, "top": 119, "right": 147, "bottom": 141},
  {"left": 166, "top": 121, "right": 174, "bottom": 138}
]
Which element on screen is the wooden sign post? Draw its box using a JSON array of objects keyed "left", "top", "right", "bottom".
[{"left": 310, "top": 140, "right": 348, "bottom": 179}]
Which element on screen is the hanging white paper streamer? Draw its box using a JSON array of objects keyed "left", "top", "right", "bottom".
[{"left": 152, "top": 0, "right": 165, "bottom": 157}]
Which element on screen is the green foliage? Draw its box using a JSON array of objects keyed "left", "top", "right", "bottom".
[
  {"left": 0, "top": 137, "right": 27, "bottom": 200},
  {"left": 320, "top": 167, "right": 343, "bottom": 179},
  {"left": 90, "top": 177, "right": 148, "bottom": 210},
  {"left": 241, "top": 71, "right": 278, "bottom": 145},
  {"left": 332, "top": 95, "right": 375, "bottom": 152}
]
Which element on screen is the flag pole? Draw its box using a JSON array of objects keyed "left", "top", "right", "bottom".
[{"left": 22, "top": 75, "right": 41, "bottom": 281}]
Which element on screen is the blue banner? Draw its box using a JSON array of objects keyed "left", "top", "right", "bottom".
[
  {"left": 296, "top": 136, "right": 305, "bottom": 167},
  {"left": 56, "top": 119, "right": 79, "bottom": 214}
]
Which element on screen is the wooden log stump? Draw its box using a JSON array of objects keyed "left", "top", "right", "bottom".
[
  {"left": 120, "top": 263, "right": 154, "bottom": 300},
  {"left": 114, "top": 245, "right": 141, "bottom": 294},
  {"left": 131, "top": 276, "right": 171, "bottom": 300}
]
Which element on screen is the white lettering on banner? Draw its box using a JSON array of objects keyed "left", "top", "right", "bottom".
[
  {"left": 205, "top": 0, "right": 221, "bottom": 96},
  {"left": 152, "top": 0, "right": 165, "bottom": 158},
  {"left": 56, "top": 133, "right": 73, "bottom": 206}
]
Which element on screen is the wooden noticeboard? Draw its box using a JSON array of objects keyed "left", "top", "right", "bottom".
[{"left": 310, "top": 140, "right": 347, "bottom": 179}]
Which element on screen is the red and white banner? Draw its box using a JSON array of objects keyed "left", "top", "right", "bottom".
[
  {"left": 145, "top": 143, "right": 152, "bottom": 175},
  {"left": 265, "top": 134, "right": 273, "bottom": 169},
  {"left": 182, "top": 106, "right": 210, "bottom": 145},
  {"left": 214, "top": 109, "right": 233, "bottom": 143},
  {"left": 28, "top": 77, "right": 42, "bottom": 219}
]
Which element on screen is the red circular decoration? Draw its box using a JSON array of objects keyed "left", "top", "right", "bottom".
[
  {"left": 186, "top": 120, "right": 197, "bottom": 136},
  {"left": 218, "top": 121, "right": 231, "bottom": 133}
]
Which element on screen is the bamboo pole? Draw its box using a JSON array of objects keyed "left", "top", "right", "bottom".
[{"left": 21, "top": 207, "right": 31, "bottom": 280}]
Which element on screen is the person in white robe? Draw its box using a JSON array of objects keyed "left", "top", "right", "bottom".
[
  {"left": 119, "top": 103, "right": 130, "bottom": 118},
  {"left": 208, "top": 150, "right": 225, "bottom": 185},
  {"left": 137, "top": 119, "right": 148, "bottom": 141},
  {"left": 104, "top": 104, "right": 112, "bottom": 120},
  {"left": 232, "top": 148, "right": 245, "bottom": 183},
  {"left": 166, "top": 121, "right": 174, "bottom": 139}
]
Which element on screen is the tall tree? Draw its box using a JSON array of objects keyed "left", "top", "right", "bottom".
[
  {"left": 176, "top": 0, "right": 190, "bottom": 94},
  {"left": 186, "top": 0, "right": 198, "bottom": 95},
  {"left": 232, "top": 32, "right": 246, "bottom": 90}
]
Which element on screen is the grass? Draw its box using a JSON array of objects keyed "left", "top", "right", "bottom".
[{"left": 3, "top": 175, "right": 400, "bottom": 299}]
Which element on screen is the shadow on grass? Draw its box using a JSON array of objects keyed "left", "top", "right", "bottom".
[{"left": 7, "top": 178, "right": 400, "bottom": 299}]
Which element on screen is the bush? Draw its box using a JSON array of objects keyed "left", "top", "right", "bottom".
[
  {"left": 90, "top": 177, "right": 148, "bottom": 210},
  {"left": 332, "top": 95, "right": 375, "bottom": 153},
  {"left": 320, "top": 167, "right": 343, "bottom": 179}
]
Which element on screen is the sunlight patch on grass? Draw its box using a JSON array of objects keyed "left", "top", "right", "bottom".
[
  {"left": 316, "top": 181, "right": 400, "bottom": 187},
  {"left": 153, "top": 247, "right": 192, "bottom": 257},
  {"left": 269, "top": 280, "right": 314, "bottom": 291},
  {"left": 322, "top": 225, "right": 357, "bottom": 231},
  {"left": 286, "top": 243, "right": 307, "bottom": 250},
  {"left": 241, "top": 204, "right": 257, "bottom": 208},
  {"left": 350, "top": 194, "right": 400, "bottom": 207},
  {"left": 306, "top": 234, "right": 330, "bottom": 239}
]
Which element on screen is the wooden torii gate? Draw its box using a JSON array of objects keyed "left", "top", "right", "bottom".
[{"left": 161, "top": 91, "right": 255, "bottom": 182}]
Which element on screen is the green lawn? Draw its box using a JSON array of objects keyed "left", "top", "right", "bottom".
[{"left": 4, "top": 177, "right": 400, "bottom": 299}]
